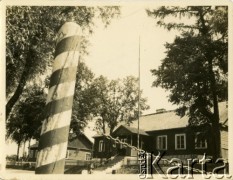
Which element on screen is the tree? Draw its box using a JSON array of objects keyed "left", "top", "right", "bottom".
[
  {"left": 147, "top": 6, "right": 228, "bottom": 159},
  {"left": 6, "top": 61, "right": 99, "bottom": 155},
  {"left": 70, "top": 61, "right": 98, "bottom": 135},
  {"left": 6, "top": 59, "right": 102, "bottom": 147},
  {"left": 6, "top": 84, "right": 46, "bottom": 160},
  {"left": 93, "top": 76, "right": 150, "bottom": 134},
  {"left": 6, "top": 6, "right": 120, "bottom": 120},
  {"left": 18, "top": 85, "right": 46, "bottom": 141}
]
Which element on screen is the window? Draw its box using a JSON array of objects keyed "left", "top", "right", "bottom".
[
  {"left": 99, "top": 140, "right": 105, "bottom": 152},
  {"left": 195, "top": 132, "right": 207, "bottom": 149},
  {"left": 175, "top": 134, "right": 186, "bottom": 150},
  {"left": 157, "top": 135, "right": 167, "bottom": 150},
  {"left": 120, "top": 138, "right": 127, "bottom": 149}
]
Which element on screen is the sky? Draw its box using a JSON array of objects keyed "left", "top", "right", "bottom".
[
  {"left": 85, "top": 6, "right": 180, "bottom": 114},
  {"left": 5, "top": 5, "right": 181, "bottom": 156}
]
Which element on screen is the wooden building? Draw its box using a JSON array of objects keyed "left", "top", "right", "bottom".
[
  {"left": 93, "top": 102, "right": 228, "bottom": 161},
  {"left": 28, "top": 133, "right": 93, "bottom": 161}
]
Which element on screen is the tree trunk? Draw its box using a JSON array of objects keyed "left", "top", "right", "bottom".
[
  {"left": 27, "top": 138, "right": 31, "bottom": 160},
  {"left": 16, "top": 142, "right": 21, "bottom": 161},
  {"left": 210, "top": 68, "right": 221, "bottom": 160},
  {"left": 211, "top": 118, "right": 221, "bottom": 160},
  {"left": 206, "top": 41, "right": 221, "bottom": 160},
  {"left": 28, "top": 138, "right": 31, "bottom": 148},
  {"left": 6, "top": 51, "right": 33, "bottom": 120},
  {"left": 22, "top": 140, "right": 26, "bottom": 160},
  {"left": 198, "top": 9, "right": 221, "bottom": 160},
  {"left": 102, "top": 119, "right": 106, "bottom": 134}
]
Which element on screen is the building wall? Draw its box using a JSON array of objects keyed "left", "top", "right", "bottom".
[
  {"left": 93, "top": 137, "right": 114, "bottom": 159},
  {"left": 28, "top": 134, "right": 93, "bottom": 161},
  {"left": 28, "top": 148, "right": 92, "bottom": 162},
  {"left": 93, "top": 135, "right": 153, "bottom": 158},
  {"left": 66, "top": 149, "right": 91, "bottom": 160},
  {"left": 93, "top": 126, "right": 227, "bottom": 160},
  {"left": 221, "top": 129, "right": 228, "bottom": 159},
  {"left": 148, "top": 127, "right": 213, "bottom": 158}
]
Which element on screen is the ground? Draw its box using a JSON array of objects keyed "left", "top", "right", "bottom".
[{"left": 5, "top": 168, "right": 35, "bottom": 174}]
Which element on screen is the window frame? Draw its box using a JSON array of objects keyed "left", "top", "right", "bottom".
[
  {"left": 175, "top": 133, "right": 186, "bottom": 150},
  {"left": 98, "top": 140, "right": 105, "bottom": 152},
  {"left": 157, "top": 135, "right": 167, "bottom": 150}
]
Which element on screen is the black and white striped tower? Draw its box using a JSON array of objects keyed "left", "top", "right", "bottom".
[{"left": 35, "top": 22, "right": 82, "bottom": 174}]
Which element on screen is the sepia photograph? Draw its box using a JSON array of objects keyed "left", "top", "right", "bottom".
[{"left": 0, "top": 0, "right": 232, "bottom": 179}]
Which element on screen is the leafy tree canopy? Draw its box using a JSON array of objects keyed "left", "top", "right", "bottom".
[
  {"left": 93, "top": 75, "right": 150, "bottom": 134},
  {"left": 147, "top": 6, "right": 227, "bottom": 124},
  {"left": 6, "top": 6, "right": 120, "bottom": 119},
  {"left": 7, "top": 62, "right": 149, "bottom": 144},
  {"left": 6, "top": 84, "right": 46, "bottom": 142},
  {"left": 147, "top": 6, "right": 228, "bottom": 158},
  {"left": 70, "top": 61, "right": 97, "bottom": 135},
  {"left": 6, "top": 61, "right": 97, "bottom": 151}
]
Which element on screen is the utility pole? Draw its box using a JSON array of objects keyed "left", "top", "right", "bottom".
[{"left": 35, "top": 22, "right": 82, "bottom": 174}]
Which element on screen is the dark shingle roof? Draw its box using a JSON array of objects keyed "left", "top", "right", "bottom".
[
  {"left": 115, "top": 125, "right": 149, "bottom": 136},
  {"left": 92, "top": 111, "right": 188, "bottom": 137},
  {"left": 29, "top": 133, "right": 93, "bottom": 150},
  {"left": 92, "top": 102, "right": 229, "bottom": 137},
  {"left": 130, "top": 101, "right": 228, "bottom": 132},
  {"left": 68, "top": 133, "right": 93, "bottom": 149},
  {"left": 130, "top": 110, "right": 189, "bottom": 131}
]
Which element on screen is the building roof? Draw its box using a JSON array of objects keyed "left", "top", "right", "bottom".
[
  {"left": 92, "top": 121, "right": 126, "bottom": 138},
  {"left": 131, "top": 110, "right": 189, "bottom": 132},
  {"left": 130, "top": 101, "right": 228, "bottom": 132},
  {"left": 92, "top": 101, "right": 228, "bottom": 137},
  {"left": 68, "top": 133, "right": 93, "bottom": 149},
  {"left": 113, "top": 125, "right": 149, "bottom": 136},
  {"left": 83, "top": 121, "right": 96, "bottom": 143},
  {"left": 29, "top": 132, "right": 93, "bottom": 150}
]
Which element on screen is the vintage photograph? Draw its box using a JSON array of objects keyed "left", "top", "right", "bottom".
[{"left": 1, "top": 1, "right": 231, "bottom": 179}]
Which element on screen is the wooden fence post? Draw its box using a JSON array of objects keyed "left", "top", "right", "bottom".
[{"left": 35, "top": 22, "right": 82, "bottom": 174}]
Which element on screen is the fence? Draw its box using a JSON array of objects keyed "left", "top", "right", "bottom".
[
  {"left": 6, "top": 159, "right": 92, "bottom": 170},
  {"left": 65, "top": 159, "right": 91, "bottom": 166},
  {"left": 6, "top": 161, "right": 36, "bottom": 169}
]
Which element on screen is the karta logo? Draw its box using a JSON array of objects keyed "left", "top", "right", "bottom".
[{"left": 138, "top": 151, "right": 232, "bottom": 179}]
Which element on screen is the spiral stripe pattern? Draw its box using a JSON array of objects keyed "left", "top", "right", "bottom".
[{"left": 35, "top": 22, "right": 82, "bottom": 174}]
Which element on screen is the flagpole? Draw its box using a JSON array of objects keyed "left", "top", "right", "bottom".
[{"left": 137, "top": 36, "right": 140, "bottom": 150}]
